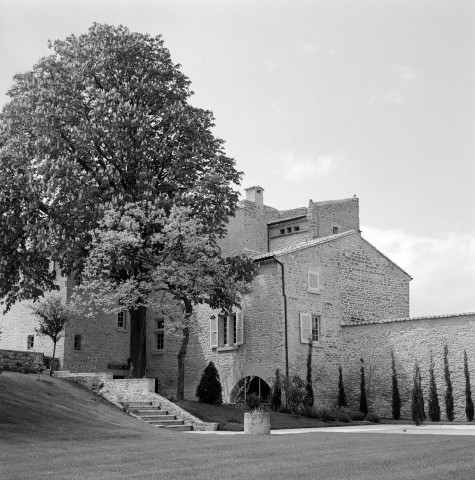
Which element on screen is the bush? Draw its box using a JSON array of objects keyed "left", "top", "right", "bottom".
[
  {"left": 337, "top": 365, "right": 348, "bottom": 407},
  {"left": 359, "top": 358, "right": 368, "bottom": 416},
  {"left": 391, "top": 350, "right": 402, "bottom": 420},
  {"left": 428, "top": 353, "right": 441, "bottom": 422},
  {"left": 350, "top": 410, "right": 365, "bottom": 421},
  {"left": 284, "top": 374, "right": 306, "bottom": 412},
  {"left": 411, "top": 362, "right": 424, "bottom": 426},
  {"left": 464, "top": 350, "right": 474, "bottom": 421},
  {"left": 246, "top": 393, "right": 261, "bottom": 410},
  {"left": 443, "top": 344, "right": 454, "bottom": 421},
  {"left": 271, "top": 369, "right": 282, "bottom": 412},
  {"left": 335, "top": 410, "right": 350, "bottom": 423},
  {"left": 367, "top": 412, "right": 380, "bottom": 423},
  {"left": 315, "top": 407, "right": 337, "bottom": 422},
  {"left": 195, "top": 361, "right": 222, "bottom": 404}
]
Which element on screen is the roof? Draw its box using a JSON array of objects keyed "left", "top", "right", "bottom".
[
  {"left": 341, "top": 311, "right": 475, "bottom": 327},
  {"left": 253, "top": 230, "right": 412, "bottom": 279}
]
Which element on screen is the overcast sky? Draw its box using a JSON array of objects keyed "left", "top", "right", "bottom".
[{"left": 1, "top": 0, "right": 474, "bottom": 316}]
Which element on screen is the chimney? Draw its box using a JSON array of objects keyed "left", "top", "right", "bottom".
[{"left": 245, "top": 186, "right": 264, "bottom": 209}]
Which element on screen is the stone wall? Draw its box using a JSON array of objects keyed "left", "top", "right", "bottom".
[
  {"left": 0, "top": 349, "right": 45, "bottom": 372},
  {"left": 341, "top": 313, "right": 475, "bottom": 420},
  {"left": 0, "top": 294, "right": 66, "bottom": 368},
  {"left": 146, "top": 260, "right": 286, "bottom": 402},
  {"left": 308, "top": 197, "right": 360, "bottom": 239},
  {"left": 275, "top": 232, "right": 410, "bottom": 406}
]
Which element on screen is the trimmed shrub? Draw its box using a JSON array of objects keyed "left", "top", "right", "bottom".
[
  {"left": 464, "top": 350, "right": 474, "bottom": 421},
  {"left": 284, "top": 374, "right": 306, "bottom": 413},
  {"left": 359, "top": 358, "right": 368, "bottom": 416},
  {"left": 428, "top": 353, "right": 441, "bottom": 422},
  {"left": 315, "top": 407, "right": 337, "bottom": 422},
  {"left": 335, "top": 410, "right": 350, "bottom": 423},
  {"left": 271, "top": 369, "right": 282, "bottom": 412},
  {"left": 195, "top": 361, "right": 223, "bottom": 404},
  {"left": 337, "top": 365, "right": 348, "bottom": 408},
  {"left": 246, "top": 393, "right": 261, "bottom": 410},
  {"left": 367, "top": 412, "right": 380, "bottom": 423},
  {"left": 391, "top": 350, "right": 402, "bottom": 420},
  {"left": 411, "top": 362, "right": 424, "bottom": 426},
  {"left": 305, "top": 338, "right": 315, "bottom": 407},
  {"left": 443, "top": 344, "right": 454, "bottom": 421},
  {"left": 350, "top": 410, "right": 365, "bottom": 421}
]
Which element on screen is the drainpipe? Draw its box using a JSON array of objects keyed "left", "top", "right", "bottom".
[{"left": 274, "top": 258, "right": 289, "bottom": 382}]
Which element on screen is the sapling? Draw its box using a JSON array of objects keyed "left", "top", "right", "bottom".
[
  {"left": 391, "top": 350, "right": 401, "bottom": 420},
  {"left": 359, "top": 358, "right": 368, "bottom": 416},
  {"left": 464, "top": 350, "right": 474, "bottom": 421},
  {"left": 443, "top": 344, "right": 454, "bottom": 421}
]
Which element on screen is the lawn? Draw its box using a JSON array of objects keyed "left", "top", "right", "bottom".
[{"left": 2, "top": 372, "right": 475, "bottom": 480}]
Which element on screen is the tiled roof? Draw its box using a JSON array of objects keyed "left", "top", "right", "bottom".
[
  {"left": 341, "top": 311, "right": 475, "bottom": 327},
  {"left": 253, "top": 231, "right": 354, "bottom": 261}
]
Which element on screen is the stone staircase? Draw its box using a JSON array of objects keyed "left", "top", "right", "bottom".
[{"left": 126, "top": 400, "right": 193, "bottom": 431}]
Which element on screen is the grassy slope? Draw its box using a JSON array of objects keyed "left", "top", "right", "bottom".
[{"left": 2, "top": 372, "right": 475, "bottom": 480}]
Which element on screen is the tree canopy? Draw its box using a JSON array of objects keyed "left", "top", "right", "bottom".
[
  {"left": 0, "top": 23, "right": 243, "bottom": 310},
  {"left": 0, "top": 24, "right": 257, "bottom": 385}
]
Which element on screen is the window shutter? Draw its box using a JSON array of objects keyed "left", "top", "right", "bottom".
[
  {"left": 300, "top": 313, "right": 312, "bottom": 343},
  {"left": 307, "top": 270, "right": 320, "bottom": 293},
  {"left": 210, "top": 317, "right": 218, "bottom": 348},
  {"left": 235, "top": 312, "right": 243, "bottom": 345}
]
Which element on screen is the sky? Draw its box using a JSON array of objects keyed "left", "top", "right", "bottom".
[{"left": 0, "top": 0, "right": 474, "bottom": 316}]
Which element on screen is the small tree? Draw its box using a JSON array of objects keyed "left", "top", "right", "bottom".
[
  {"left": 464, "top": 350, "right": 474, "bottom": 421},
  {"left": 271, "top": 368, "right": 282, "bottom": 411},
  {"left": 391, "top": 350, "right": 401, "bottom": 420},
  {"left": 443, "top": 344, "right": 454, "bottom": 421},
  {"left": 428, "top": 352, "right": 441, "bottom": 422},
  {"left": 337, "top": 365, "right": 348, "bottom": 407},
  {"left": 359, "top": 358, "right": 368, "bottom": 416},
  {"left": 411, "top": 362, "right": 425, "bottom": 425},
  {"left": 304, "top": 337, "right": 314, "bottom": 407},
  {"left": 196, "top": 361, "right": 222, "bottom": 404},
  {"left": 31, "top": 294, "right": 76, "bottom": 376}
]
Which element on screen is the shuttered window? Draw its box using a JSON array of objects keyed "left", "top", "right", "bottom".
[
  {"left": 300, "top": 313, "right": 322, "bottom": 344},
  {"left": 210, "top": 312, "right": 244, "bottom": 348},
  {"left": 307, "top": 270, "right": 320, "bottom": 293}
]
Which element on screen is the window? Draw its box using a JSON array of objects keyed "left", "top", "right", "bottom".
[
  {"left": 154, "top": 318, "right": 165, "bottom": 352},
  {"left": 27, "top": 335, "right": 34, "bottom": 350},
  {"left": 74, "top": 275, "right": 82, "bottom": 286},
  {"left": 333, "top": 226, "right": 339, "bottom": 234},
  {"left": 210, "top": 313, "right": 243, "bottom": 348},
  {"left": 300, "top": 313, "right": 322, "bottom": 344},
  {"left": 293, "top": 226, "right": 300, "bottom": 232},
  {"left": 280, "top": 228, "right": 285, "bottom": 235},
  {"left": 286, "top": 227, "right": 292, "bottom": 233},
  {"left": 307, "top": 270, "right": 320, "bottom": 293},
  {"left": 117, "top": 311, "right": 128, "bottom": 331},
  {"left": 74, "top": 334, "right": 82, "bottom": 351}
]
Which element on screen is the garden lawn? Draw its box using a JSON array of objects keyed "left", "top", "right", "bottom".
[{"left": 2, "top": 372, "right": 475, "bottom": 480}]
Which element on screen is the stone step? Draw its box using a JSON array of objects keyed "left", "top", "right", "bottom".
[
  {"left": 133, "top": 406, "right": 164, "bottom": 412},
  {"left": 139, "top": 414, "right": 176, "bottom": 421},
  {"left": 126, "top": 401, "right": 153, "bottom": 407},
  {"left": 162, "top": 424, "right": 193, "bottom": 432},
  {"left": 134, "top": 409, "right": 168, "bottom": 415},
  {"left": 146, "top": 419, "right": 185, "bottom": 426}
]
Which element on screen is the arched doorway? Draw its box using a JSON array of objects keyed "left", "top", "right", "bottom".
[{"left": 230, "top": 376, "right": 270, "bottom": 403}]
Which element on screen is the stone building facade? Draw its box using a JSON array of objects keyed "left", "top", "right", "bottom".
[{"left": 1, "top": 185, "right": 473, "bottom": 419}]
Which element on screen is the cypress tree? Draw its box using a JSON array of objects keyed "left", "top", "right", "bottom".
[
  {"left": 195, "top": 361, "right": 222, "bottom": 404},
  {"left": 305, "top": 337, "right": 314, "bottom": 406},
  {"left": 428, "top": 353, "right": 441, "bottom": 422},
  {"left": 359, "top": 358, "right": 368, "bottom": 416},
  {"left": 391, "top": 350, "right": 402, "bottom": 420},
  {"left": 338, "top": 365, "right": 348, "bottom": 407},
  {"left": 464, "top": 350, "right": 474, "bottom": 421},
  {"left": 271, "top": 368, "right": 282, "bottom": 412},
  {"left": 411, "top": 362, "right": 424, "bottom": 426},
  {"left": 443, "top": 344, "right": 454, "bottom": 421}
]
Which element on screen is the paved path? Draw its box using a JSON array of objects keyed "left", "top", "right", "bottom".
[{"left": 190, "top": 424, "right": 475, "bottom": 436}]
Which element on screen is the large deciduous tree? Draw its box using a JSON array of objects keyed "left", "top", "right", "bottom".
[{"left": 0, "top": 23, "right": 255, "bottom": 386}]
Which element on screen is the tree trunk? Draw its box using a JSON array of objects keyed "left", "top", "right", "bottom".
[
  {"left": 129, "top": 306, "right": 147, "bottom": 378},
  {"left": 176, "top": 326, "right": 189, "bottom": 401},
  {"left": 50, "top": 340, "right": 57, "bottom": 377}
]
